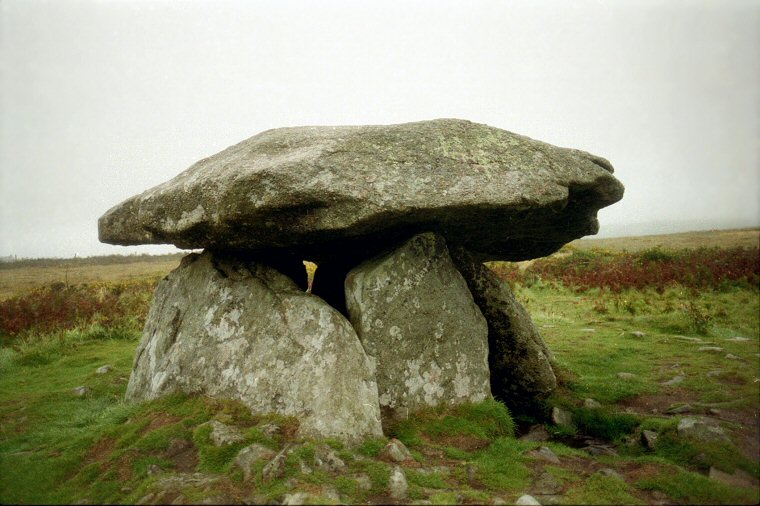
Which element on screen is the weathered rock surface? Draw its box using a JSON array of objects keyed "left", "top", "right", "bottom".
[
  {"left": 99, "top": 119, "right": 624, "bottom": 261},
  {"left": 345, "top": 232, "right": 491, "bottom": 422},
  {"left": 125, "top": 251, "right": 382, "bottom": 442},
  {"left": 449, "top": 245, "right": 556, "bottom": 412}
]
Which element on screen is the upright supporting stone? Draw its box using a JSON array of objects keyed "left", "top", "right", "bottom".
[
  {"left": 125, "top": 251, "right": 383, "bottom": 442},
  {"left": 449, "top": 246, "right": 556, "bottom": 414},
  {"left": 345, "top": 232, "right": 491, "bottom": 424}
]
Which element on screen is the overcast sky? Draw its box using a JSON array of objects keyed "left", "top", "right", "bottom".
[{"left": 1, "top": 0, "right": 758, "bottom": 258}]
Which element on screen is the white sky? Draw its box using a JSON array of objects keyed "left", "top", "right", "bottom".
[{"left": 1, "top": 0, "right": 758, "bottom": 258}]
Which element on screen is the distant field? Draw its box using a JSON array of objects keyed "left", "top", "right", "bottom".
[
  {"left": 572, "top": 228, "right": 759, "bottom": 252},
  {"left": 1, "top": 228, "right": 758, "bottom": 299}
]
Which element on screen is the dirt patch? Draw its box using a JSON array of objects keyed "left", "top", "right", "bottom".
[
  {"left": 163, "top": 438, "right": 199, "bottom": 473},
  {"left": 719, "top": 408, "right": 760, "bottom": 462},
  {"left": 435, "top": 435, "right": 491, "bottom": 452},
  {"left": 139, "top": 412, "right": 182, "bottom": 436},
  {"left": 85, "top": 436, "right": 117, "bottom": 465},
  {"left": 618, "top": 390, "right": 699, "bottom": 415}
]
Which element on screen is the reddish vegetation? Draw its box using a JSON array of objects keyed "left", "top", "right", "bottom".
[
  {"left": 490, "top": 247, "right": 760, "bottom": 293},
  {"left": 0, "top": 279, "right": 156, "bottom": 340}
]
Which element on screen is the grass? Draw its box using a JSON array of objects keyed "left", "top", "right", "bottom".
[{"left": 1, "top": 233, "right": 758, "bottom": 504}]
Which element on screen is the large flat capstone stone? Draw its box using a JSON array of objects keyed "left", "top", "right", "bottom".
[
  {"left": 345, "top": 232, "right": 491, "bottom": 422},
  {"left": 125, "top": 251, "right": 382, "bottom": 442},
  {"left": 99, "top": 119, "right": 624, "bottom": 261}
]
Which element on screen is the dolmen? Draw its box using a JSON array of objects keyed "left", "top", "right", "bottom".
[{"left": 99, "top": 119, "right": 624, "bottom": 442}]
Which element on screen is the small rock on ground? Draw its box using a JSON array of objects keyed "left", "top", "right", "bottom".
[
  {"left": 666, "top": 403, "right": 691, "bottom": 414},
  {"left": 597, "top": 468, "right": 624, "bottom": 480},
  {"left": 551, "top": 407, "right": 573, "bottom": 426},
  {"left": 95, "top": 365, "right": 112, "bottom": 374},
  {"left": 527, "top": 446, "right": 560, "bottom": 465},
  {"left": 726, "top": 336, "right": 749, "bottom": 342},
  {"left": 72, "top": 386, "right": 90, "bottom": 397},
  {"left": 641, "top": 430, "right": 658, "bottom": 449},
  {"left": 519, "top": 425, "right": 550, "bottom": 442},
  {"left": 388, "top": 465, "right": 408, "bottom": 500},
  {"left": 616, "top": 372, "right": 636, "bottom": 380},
  {"left": 698, "top": 346, "right": 723, "bottom": 353},
  {"left": 583, "top": 398, "right": 601, "bottom": 408},
  {"left": 531, "top": 471, "right": 563, "bottom": 495},
  {"left": 314, "top": 444, "right": 346, "bottom": 472},
  {"left": 709, "top": 466, "right": 760, "bottom": 488},
  {"left": 206, "top": 420, "right": 245, "bottom": 446},
  {"left": 234, "top": 444, "right": 276, "bottom": 481},
  {"left": 677, "top": 417, "right": 731, "bottom": 444},
  {"left": 262, "top": 446, "right": 291, "bottom": 482},
  {"left": 628, "top": 331, "right": 646, "bottom": 338},
  {"left": 516, "top": 494, "right": 542, "bottom": 505},
  {"left": 662, "top": 375, "right": 684, "bottom": 386},
  {"left": 379, "top": 438, "right": 413, "bottom": 462},
  {"left": 725, "top": 353, "right": 742, "bottom": 360}
]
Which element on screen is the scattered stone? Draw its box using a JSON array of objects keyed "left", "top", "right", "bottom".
[
  {"left": 516, "top": 494, "right": 542, "bottom": 506},
  {"left": 95, "top": 365, "right": 113, "bottom": 374},
  {"left": 725, "top": 353, "right": 742, "bottom": 360},
  {"left": 706, "top": 369, "right": 723, "bottom": 378},
  {"left": 388, "top": 465, "right": 408, "bottom": 500},
  {"left": 641, "top": 430, "right": 659, "bottom": 450},
  {"left": 379, "top": 438, "right": 414, "bottom": 462},
  {"left": 677, "top": 417, "right": 731, "bottom": 444},
  {"left": 146, "top": 464, "right": 161, "bottom": 476},
  {"left": 584, "top": 444, "right": 618, "bottom": 456},
  {"left": 345, "top": 233, "right": 490, "bottom": 421},
  {"left": 320, "top": 486, "right": 341, "bottom": 502},
  {"left": 675, "top": 335, "right": 703, "bottom": 342},
  {"left": 708, "top": 466, "right": 760, "bottom": 488},
  {"left": 597, "top": 468, "right": 624, "bottom": 480},
  {"left": 449, "top": 245, "right": 556, "bottom": 414},
  {"left": 298, "top": 459, "right": 313, "bottom": 474},
  {"left": 708, "top": 408, "right": 722, "bottom": 417},
  {"left": 354, "top": 473, "right": 372, "bottom": 491},
  {"left": 531, "top": 471, "right": 563, "bottom": 495},
  {"left": 665, "top": 403, "right": 691, "bottom": 414},
  {"left": 541, "top": 325, "right": 556, "bottom": 329},
  {"left": 579, "top": 328, "right": 596, "bottom": 333},
  {"left": 125, "top": 251, "right": 382, "bottom": 442},
  {"left": 234, "top": 444, "right": 276, "bottom": 481},
  {"left": 466, "top": 463, "right": 479, "bottom": 483},
  {"left": 281, "top": 492, "right": 311, "bottom": 505},
  {"left": 313, "top": 444, "right": 346, "bottom": 472},
  {"left": 616, "top": 372, "right": 636, "bottom": 380},
  {"left": 698, "top": 346, "right": 723, "bottom": 353},
  {"left": 72, "top": 386, "right": 90, "bottom": 397},
  {"left": 726, "top": 336, "right": 749, "bottom": 342},
  {"left": 551, "top": 407, "right": 573, "bottom": 426},
  {"left": 519, "top": 425, "right": 551, "bottom": 442},
  {"left": 258, "top": 423, "right": 280, "bottom": 437},
  {"left": 205, "top": 420, "right": 245, "bottom": 446},
  {"left": 99, "top": 119, "right": 623, "bottom": 262},
  {"left": 628, "top": 331, "right": 646, "bottom": 338},
  {"left": 527, "top": 446, "right": 560, "bottom": 465},
  {"left": 662, "top": 375, "right": 684, "bottom": 386},
  {"left": 492, "top": 498, "right": 508, "bottom": 506},
  {"left": 583, "top": 398, "right": 601, "bottom": 408}
]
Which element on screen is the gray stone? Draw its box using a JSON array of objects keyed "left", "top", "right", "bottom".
[
  {"left": 379, "top": 438, "right": 413, "bottom": 462},
  {"left": 579, "top": 328, "right": 596, "bottom": 333},
  {"left": 597, "top": 468, "right": 624, "bottom": 480},
  {"left": 313, "top": 444, "right": 346, "bottom": 473},
  {"left": 725, "top": 353, "right": 742, "bottom": 360},
  {"left": 345, "top": 233, "right": 491, "bottom": 421},
  {"left": 584, "top": 444, "right": 618, "bottom": 456},
  {"left": 281, "top": 492, "right": 310, "bottom": 505},
  {"left": 527, "top": 446, "right": 560, "bottom": 465},
  {"left": 675, "top": 335, "right": 703, "bottom": 342},
  {"left": 551, "top": 407, "right": 573, "bottom": 426},
  {"left": 698, "top": 346, "right": 723, "bottom": 353},
  {"left": 125, "top": 251, "right": 382, "bottom": 442},
  {"left": 448, "top": 245, "right": 556, "bottom": 413},
  {"left": 234, "top": 444, "right": 276, "bottom": 481},
  {"left": 616, "top": 372, "right": 636, "bottom": 380},
  {"left": 205, "top": 420, "right": 245, "bottom": 446},
  {"left": 516, "top": 495, "right": 542, "bottom": 506},
  {"left": 519, "top": 425, "right": 551, "bottom": 442},
  {"left": 99, "top": 119, "right": 623, "bottom": 262},
  {"left": 662, "top": 375, "right": 685, "bottom": 386},
  {"left": 354, "top": 473, "right": 372, "bottom": 491},
  {"left": 72, "top": 386, "right": 90, "bottom": 397},
  {"left": 677, "top": 417, "right": 731, "bottom": 444},
  {"left": 641, "top": 430, "right": 658, "bottom": 449},
  {"left": 388, "top": 465, "right": 408, "bottom": 500},
  {"left": 666, "top": 403, "right": 691, "bottom": 414},
  {"left": 96, "top": 365, "right": 113, "bottom": 374},
  {"left": 706, "top": 369, "right": 723, "bottom": 378},
  {"left": 531, "top": 471, "right": 563, "bottom": 495},
  {"left": 146, "top": 464, "right": 161, "bottom": 475},
  {"left": 583, "top": 398, "right": 601, "bottom": 408},
  {"left": 628, "top": 331, "right": 646, "bottom": 338},
  {"left": 726, "top": 336, "right": 749, "bottom": 342}
]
